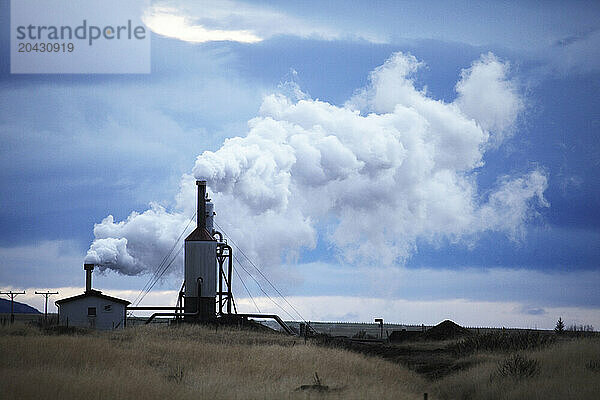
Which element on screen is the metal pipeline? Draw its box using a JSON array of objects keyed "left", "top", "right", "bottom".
[
  {"left": 235, "top": 313, "right": 295, "bottom": 335},
  {"left": 216, "top": 242, "right": 234, "bottom": 315},
  {"left": 143, "top": 278, "right": 203, "bottom": 324},
  {"left": 213, "top": 230, "right": 223, "bottom": 242},
  {"left": 139, "top": 269, "right": 294, "bottom": 335}
]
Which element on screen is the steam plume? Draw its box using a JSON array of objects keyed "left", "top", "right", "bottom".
[{"left": 86, "top": 52, "right": 548, "bottom": 275}]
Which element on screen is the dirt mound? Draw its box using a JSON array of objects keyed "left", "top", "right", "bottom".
[{"left": 422, "top": 320, "right": 472, "bottom": 341}]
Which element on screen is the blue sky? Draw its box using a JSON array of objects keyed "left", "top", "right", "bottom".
[{"left": 1, "top": 0, "right": 599, "bottom": 329}]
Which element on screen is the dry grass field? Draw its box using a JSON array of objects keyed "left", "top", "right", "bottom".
[
  {"left": 0, "top": 323, "right": 427, "bottom": 400},
  {"left": 0, "top": 322, "right": 598, "bottom": 399}
]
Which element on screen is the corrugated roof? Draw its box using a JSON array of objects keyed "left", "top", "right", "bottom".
[{"left": 55, "top": 289, "right": 131, "bottom": 305}]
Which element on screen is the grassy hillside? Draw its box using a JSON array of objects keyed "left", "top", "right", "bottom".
[
  {"left": 0, "top": 323, "right": 598, "bottom": 399},
  {"left": 432, "top": 337, "right": 600, "bottom": 399}
]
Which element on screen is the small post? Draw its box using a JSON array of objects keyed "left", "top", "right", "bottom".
[
  {"left": 424, "top": 393, "right": 428, "bottom": 400},
  {"left": 374, "top": 318, "right": 384, "bottom": 339},
  {"left": 304, "top": 325, "right": 307, "bottom": 344}
]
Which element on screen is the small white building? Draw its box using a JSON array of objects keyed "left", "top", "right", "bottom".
[{"left": 55, "top": 263, "right": 130, "bottom": 330}]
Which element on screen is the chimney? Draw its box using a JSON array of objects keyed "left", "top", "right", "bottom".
[
  {"left": 84, "top": 263, "right": 94, "bottom": 292},
  {"left": 197, "top": 180, "right": 207, "bottom": 230}
]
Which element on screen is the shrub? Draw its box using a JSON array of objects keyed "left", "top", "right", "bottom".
[
  {"left": 167, "top": 365, "right": 184, "bottom": 384},
  {"left": 493, "top": 354, "right": 540, "bottom": 381},
  {"left": 450, "top": 331, "right": 555, "bottom": 356},
  {"left": 33, "top": 315, "right": 59, "bottom": 328},
  {"left": 586, "top": 360, "right": 600, "bottom": 372},
  {"left": 42, "top": 325, "right": 90, "bottom": 336},
  {"left": 352, "top": 330, "right": 376, "bottom": 339},
  {"left": 566, "top": 324, "right": 594, "bottom": 332}
]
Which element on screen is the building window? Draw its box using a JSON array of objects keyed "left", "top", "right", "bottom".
[
  {"left": 88, "top": 307, "right": 96, "bottom": 317},
  {"left": 103, "top": 304, "right": 112, "bottom": 312}
]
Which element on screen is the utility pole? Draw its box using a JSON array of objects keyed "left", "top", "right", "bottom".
[
  {"left": 0, "top": 290, "right": 26, "bottom": 324},
  {"left": 35, "top": 291, "right": 59, "bottom": 321}
]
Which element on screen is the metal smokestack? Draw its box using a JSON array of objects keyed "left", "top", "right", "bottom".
[
  {"left": 84, "top": 263, "right": 94, "bottom": 292},
  {"left": 184, "top": 179, "right": 217, "bottom": 322},
  {"left": 197, "top": 180, "right": 207, "bottom": 230}
]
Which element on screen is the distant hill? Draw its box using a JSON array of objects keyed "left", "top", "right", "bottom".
[{"left": 0, "top": 298, "right": 41, "bottom": 314}]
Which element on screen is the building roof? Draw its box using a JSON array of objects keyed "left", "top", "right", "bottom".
[
  {"left": 55, "top": 289, "right": 131, "bottom": 306},
  {"left": 185, "top": 226, "right": 215, "bottom": 241}
]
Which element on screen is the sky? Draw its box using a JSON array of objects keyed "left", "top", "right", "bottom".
[{"left": 1, "top": 0, "right": 599, "bottom": 329}]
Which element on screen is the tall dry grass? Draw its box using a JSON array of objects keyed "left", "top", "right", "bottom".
[
  {"left": 0, "top": 323, "right": 427, "bottom": 400},
  {"left": 449, "top": 330, "right": 555, "bottom": 356},
  {"left": 433, "top": 337, "right": 600, "bottom": 400}
]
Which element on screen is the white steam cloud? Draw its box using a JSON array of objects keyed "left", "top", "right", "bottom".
[
  {"left": 86, "top": 52, "right": 548, "bottom": 275},
  {"left": 85, "top": 203, "right": 189, "bottom": 276}
]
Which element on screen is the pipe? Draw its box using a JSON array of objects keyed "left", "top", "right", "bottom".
[
  {"left": 218, "top": 256, "right": 223, "bottom": 315},
  {"left": 144, "top": 312, "right": 296, "bottom": 336},
  {"left": 84, "top": 263, "right": 94, "bottom": 292},
  {"left": 197, "top": 180, "right": 207, "bottom": 230},
  {"left": 176, "top": 281, "right": 185, "bottom": 321},
  {"left": 216, "top": 242, "right": 233, "bottom": 315},
  {"left": 144, "top": 312, "right": 190, "bottom": 324},
  {"left": 213, "top": 230, "right": 223, "bottom": 242},
  {"left": 145, "top": 277, "right": 203, "bottom": 324},
  {"left": 235, "top": 313, "right": 296, "bottom": 335},
  {"left": 227, "top": 245, "right": 233, "bottom": 314}
]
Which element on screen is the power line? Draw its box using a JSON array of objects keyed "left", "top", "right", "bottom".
[
  {"left": 130, "top": 245, "right": 183, "bottom": 314},
  {"left": 230, "top": 251, "right": 297, "bottom": 321},
  {"left": 235, "top": 244, "right": 307, "bottom": 322},
  {"left": 215, "top": 221, "right": 307, "bottom": 322},
  {"left": 139, "top": 244, "right": 183, "bottom": 304},
  {"left": 131, "top": 212, "right": 196, "bottom": 308},
  {"left": 132, "top": 212, "right": 194, "bottom": 305},
  {"left": 232, "top": 264, "right": 261, "bottom": 313},
  {"left": 214, "top": 221, "right": 305, "bottom": 322},
  {"left": 231, "top": 252, "right": 295, "bottom": 319}
]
